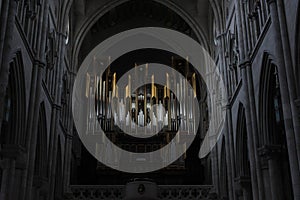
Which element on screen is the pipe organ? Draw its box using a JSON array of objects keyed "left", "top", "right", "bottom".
[{"left": 85, "top": 56, "right": 200, "bottom": 170}]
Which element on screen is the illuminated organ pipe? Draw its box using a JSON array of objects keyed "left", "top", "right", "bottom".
[
  {"left": 90, "top": 60, "right": 199, "bottom": 136},
  {"left": 88, "top": 58, "right": 202, "bottom": 170},
  {"left": 138, "top": 110, "right": 145, "bottom": 127}
]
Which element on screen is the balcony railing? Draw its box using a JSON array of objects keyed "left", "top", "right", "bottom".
[{"left": 68, "top": 185, "right": 218, "bottom": 200}]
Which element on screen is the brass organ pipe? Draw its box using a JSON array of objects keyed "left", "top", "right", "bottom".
[
  {"left": 192, "top": 73, "right": 197, "bottom": 98},
  {"left": 166, "top": 73, "right": 170, "bottom": 98},
  {"left": 112, "top": 73, "right": 116, "bottom": 97},
  {"left": 151, "top": 75, "right": 155, "bottom": 97}
]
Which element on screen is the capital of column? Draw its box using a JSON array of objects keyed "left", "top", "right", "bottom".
[
  {"left": 70, "top": 71, "right": 77, "bottom": 77},
  {"left": 252, "top": 11, "right": 259, "bottom": 18},
  {"left": 57, "top": 31, "right": 67, "bottom": 39},
  {"left": 225, "top": 103, "right": 232, "bottom": 110},
  {"left": 258, "top": 145, "right": 283, "bottom": 160},
  {"left": 248, "top": 11, "right": 258, "bottom": 21},
  {"left": 234, "top": 176, "right": 252, "bottom": 189},
  {"left": 52, "top": 103, "right": 62, "bottom": 111},
  {"left": 25, "top": 9, "right": 37, "bottom": 19},
  {"left": 238, "top": 59, "right": 251, "bottom": 69},
  {"left": 34, "top": 59, "right": 46, "bottom": 69},
  {"left": 65, "top": 133, "right": 73, "bottom": 140}
]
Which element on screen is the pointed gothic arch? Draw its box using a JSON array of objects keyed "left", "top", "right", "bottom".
[
  {"left": 235, "top": 103, "right": 252, "bottom": 199},
  {"left": 0, "top": 50, "right": 26, "bottom": 147},
  {"left": 258, "top": 52, "right": 294, "bottom": 199},
  {"left": 33, "top": 102, "right": 48, "bottom": 199},
  {"left": 235, "top": 104, "right": 251, "bottom": 178},
  {"left": 259, "top": 52, "right": 285, "bottom": 146},
  {"left": 34, "top": 102, "right": 48, "bottom": 179},
  {"left": 71, "top": 0, "right": 212, "bottom": 70},
  {"left": 219, "top": 138, "right": 228, "bottom": 200}
]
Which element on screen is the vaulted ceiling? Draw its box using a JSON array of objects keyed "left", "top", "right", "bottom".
[{"left": 67, "top": 0, "right": 223, "bottom": 67}]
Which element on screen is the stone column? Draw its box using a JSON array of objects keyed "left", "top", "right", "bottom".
[
  {"left": 25, "top": 61, "right": 46, "bottom": 200},
  {"left": 217, "top": 22, "right": 237, "bottom": 200},
  {"left": 63, "top": 70, "right": 76, "bottom": 197},
  {"left": 63, "top": 134, "right": 73, "bottom": 197},
  {"left": 211, "top": 146, "right": 220, "bottom": 195},
  {"left": 239, "top": 63, "right": 259, "bottom": 200},
  {"left": 267, "top": 0, "right": 300, "bottom": 198},
  {"left": 255, "top": 2, "right": 263, "bottom": 29},
  {"left": 245, "top": 60, "right": 265, "bottom": 200},
  {"left": 235, "top": 177, "right": 252, "bottom": 200},
  {"left": 248, "top": 14, "right": 256, "bottom": 48},
  {"left": 47, "top": 105, "right": 61, "bottom": 200},
  {"left": 224, "top": 115, "right": 236, "bottom": 200},
  {"left": 260, "top": 159, "right": 272, "bottom": 200},
  {"left": 19, "top": 49, "right": 39, "bottom": 200},
  {"left": 234, "top": 0, "right": 265, "bottom": 199},
  {"left": 48, "top": 31, "right": 67, "bottom": 200},
  {"left": 20, "top": 0, "right": 48, "bottom": 199},
  {"left": 32, "top": 176, "right": 49, "bottom": 200},
  {"left": 19, "top": 0, "right": 49, "bottom": 199},
  {"left": 0, "top": 145, "right": 23, "bottom": 200},
  {"left": 259, "top": 145, "right": 284, "bottom": 200},
  {"left": 242, "top": 185, "right": 252, "bottom": 200},
  {"left": 275, "top": 0, "right": 300, "bottom": 170},
  {"left": 241, "top": 1, "right": 252, "bottom": 54},
  {"left": 11, "top": 155, "right": 27, "bottom": 200}
]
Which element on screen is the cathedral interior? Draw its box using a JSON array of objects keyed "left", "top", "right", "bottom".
[{"left": 0, "top": 0, "right": 300, "bottom": 199}]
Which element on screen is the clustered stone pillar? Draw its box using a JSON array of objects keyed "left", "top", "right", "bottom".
[
  {"left": 63, "top": 70, "right": 76, "bottom": 198},
  {"left": 266, "top": 0, "right": 300, "bottom": 199},
  {"left": 48, "top": 30, "right": 68, "bottom": 200},
  {"left": 211, "top": 147, "right": 220, "bottom": 195},
  {"left": 218, "top": 32, "right": 236, "bottom": 200},
  {"left": 239, "top": 61, "right": 260, "bottom": 200},
  {"left": 275, "top": 0, "right": 300, "bottom": 169},
  {"left": 22, "top": 0, "right": 50, "bottom": 198},
  {"left": 233, "top": 0, "right": 265, "bottom": 199}
]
